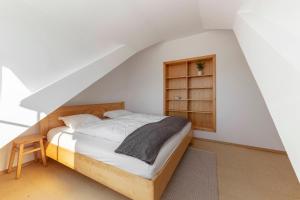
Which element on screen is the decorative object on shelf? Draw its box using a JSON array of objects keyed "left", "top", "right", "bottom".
[
  {"left": 174, "top": 96, "right": 182, "bottom": 100},
  {"left": 196, "top": 61, "right": 205, "bottom": 75}
]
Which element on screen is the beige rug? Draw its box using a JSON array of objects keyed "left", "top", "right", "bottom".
[{"left": 162, "top": 148, "right": 219, "bottom": 200}]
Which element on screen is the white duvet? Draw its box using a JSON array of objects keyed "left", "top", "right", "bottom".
[
  {"left": 47, "top": 121, "right": 192, "bottom": 179},
  {"left": 74, "top": 113, "right": 166, "bottom": 142}
]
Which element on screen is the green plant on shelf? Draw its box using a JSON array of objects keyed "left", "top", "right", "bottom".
[{"left": 196, "top": 61, "right": 205, "bottom": 72}]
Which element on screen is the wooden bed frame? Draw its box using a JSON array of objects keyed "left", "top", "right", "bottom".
[{"left": 40, "top": 102, "right": 192, "bottom": 200}]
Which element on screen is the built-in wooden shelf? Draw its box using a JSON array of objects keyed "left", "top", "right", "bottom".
[{"left": 163, "top": 54, "right": 216, "bottom": 132}]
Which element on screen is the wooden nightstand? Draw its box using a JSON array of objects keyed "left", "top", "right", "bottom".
[{"left": 7, "top": 134, "right": 47, "bottom": 179}]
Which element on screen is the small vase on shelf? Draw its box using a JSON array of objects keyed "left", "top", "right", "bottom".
[{"left": 196, "top": 61, "right": 205, "bottom": 76}]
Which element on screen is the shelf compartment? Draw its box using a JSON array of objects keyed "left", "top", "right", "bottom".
[
  {"left": 166, "top": 99, "right": 212, "bottom": 101},
  {"left": 167, "top": 110, "right": 188, "bottom": 113},
  {"left": 167, "top": 111, "right": 188, "bottom": 118},
  {"left": 189, "top": 76, "right": 213, "bottom": 88},
  {"left": 189, "top": 89, "right": 213, "bottom": 100},
  {"left": 193, "top": 126, "right": 215, "bottom": 132},
  {"left": 167, "top": 110, "right": 212, "bottom": 114},
  {"left": 167, "top": 75, "right": 213, "bottom": 79},
  {"left": 166, "top": 62, "right": 187, "bottom": 77},
  {"left": 166, "top": 88, "right": 187, "bottom": 90},
  {"left": 188, "top": 101, "right": 213, "bottom": 112},
  {"left": 189, "top": 87, "right": 212, "bottom": 89},
  {"left": 166, "top": 99, "right": 188, "bottom": 101},
  {"left": 166, "top": 90, "right": 187, "bottom": 100},
  {"left": 188, "top": 59, "right": 213, "bottom": 76},
  {"left": 167, "top": 78, "right": 187, "bottom": 89},
  {"left": 189, "top": 112, "right": 214, "bottom": 131},
  {"left": 188, "top": 75, "right": 213, "bottom": 78},
  {"left": 167, "top": 101, "right": 187, "bottom": 111},
  {"left": 166, "top": 76, "right": 187, "bottom": 79},
  {"left": 188, "top": 99, "right": 212, "bottom": 101}
]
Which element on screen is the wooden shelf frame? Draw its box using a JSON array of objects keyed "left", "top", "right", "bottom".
[{"left": 163, "top": 55, "right": 216, "bottom": 132}]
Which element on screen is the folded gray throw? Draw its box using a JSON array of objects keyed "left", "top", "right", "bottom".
[{"left": 115, "top": 116, "right": 189, "bottom": 165}]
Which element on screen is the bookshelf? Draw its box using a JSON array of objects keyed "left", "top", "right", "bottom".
[{"left": 163, "top": 55, "right": 216, "bottom": 132}]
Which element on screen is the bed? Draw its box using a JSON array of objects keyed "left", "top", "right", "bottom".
[{"left": 40, "top": 102, "right": 193, "bottom": 200}]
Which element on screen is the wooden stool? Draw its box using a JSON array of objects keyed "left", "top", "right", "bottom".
[{"left": 7, "top": 134, "right": 47, "bottom": 179}]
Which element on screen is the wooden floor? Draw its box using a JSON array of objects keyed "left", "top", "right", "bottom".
[
  {"left": 0, "top": 140, "right": 299, "bottom": 200},
  {"left": 193, "top": 140, "right": 300, "bottom": 200}
]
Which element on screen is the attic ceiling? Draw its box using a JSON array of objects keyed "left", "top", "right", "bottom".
[{"left": 0, "top": 0, "right": 247, "bottom": 92}]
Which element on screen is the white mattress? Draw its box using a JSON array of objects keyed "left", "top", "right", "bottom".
[{"left": 47, "top": 122, "right": 191, "bottom": 179}]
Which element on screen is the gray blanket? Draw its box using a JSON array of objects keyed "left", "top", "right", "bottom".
[{"left": 115, "top": 116, "right": 189, "bottom": 164}]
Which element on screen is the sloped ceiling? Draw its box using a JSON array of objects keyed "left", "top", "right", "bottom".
[
  {"left": 198, "top": 0, "right": 248, "bottom": 29},
  {"left": 233, "top": 0, "right": 300, "bottom": 181},
  {"left": 18, "top": 0, "right": 248, "bottom": 114},
  {"left": 0, "top": 0, "right": 205, "bottom": 92}
]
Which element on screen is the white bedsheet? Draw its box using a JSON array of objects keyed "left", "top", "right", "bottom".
[
  {"left": 74, "top": 113, "right": 166, "bottom": 142},
  {"left": 47, "top": 121, "right": 191, "bottom": 179}
]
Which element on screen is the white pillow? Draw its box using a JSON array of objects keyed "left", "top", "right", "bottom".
[
  {"left": 59, "top": 114, "right": 101, "bottom": 130},
  {"left": 103, "top": 109, "right": 133, "bottom": 119}
]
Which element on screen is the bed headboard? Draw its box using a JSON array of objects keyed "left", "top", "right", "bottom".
[{"left": 40, "top": 102, "right": 125, "bottom": 137}]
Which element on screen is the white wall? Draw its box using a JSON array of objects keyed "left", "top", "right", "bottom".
[
  {"left": 0, "top": 125, "right": 38, "bottom": 171},
  {"left": 0, "top": 65, "right": 42, "bottom": 171},
  {"left": 68, "top": 30, "right": 284, "bottom": 151}
]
